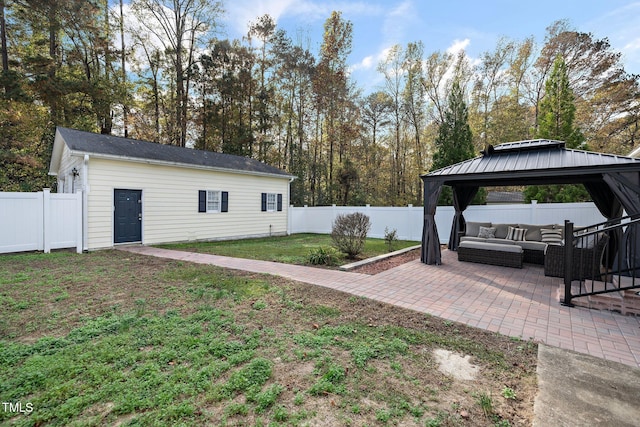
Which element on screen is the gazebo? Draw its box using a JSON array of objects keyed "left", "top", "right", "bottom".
[{"left": 420, "top": 140, "right": 640, "bottom": 268}]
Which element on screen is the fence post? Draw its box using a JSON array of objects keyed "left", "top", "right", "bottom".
[
  {"left": 43, "top": 188, "right": 51, "bottom": 254},
  {"left": 332, "top": 204, "right": 337, "bottom": 230},
  {"left": 76, "top": 191, "right": 83, "bottom": 253}
]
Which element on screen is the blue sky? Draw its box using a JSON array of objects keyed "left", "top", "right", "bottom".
[{"left": 222, "top": 0, "right": 640, "bottom": 93}]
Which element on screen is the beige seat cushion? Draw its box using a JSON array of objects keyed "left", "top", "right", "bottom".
[
  {"left": 459, "top": 241, "right": 523, "bottom": 253},
  {"left": 515, "top": 241, "right": 547, "bottom": 251}
]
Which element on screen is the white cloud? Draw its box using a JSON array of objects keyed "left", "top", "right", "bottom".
[
  {"left": 355, "top": 55, "right": 373, "bottom": 70},
  {"left": 287, "top": 0, "right": 380, "bottom": 20},
  {"left": 115, "top": 2, "right": 212, "bottom": 75},
  {"left": 225, "top": 0, "right": 381, "bottom": 38},
  {"left": 446, "top": 38, "right": 470, "bottom": 55},
  {"left": 584, "top": 2, "right": 640, "bottom": 74},
  {"left": 225, "top": 0, "right": 296, "bottom": 36},
  {"left": 349, "top": 1, "right": 418, "bottom": 78},
  {"left": 113, "top": 3, "right": 170, "bottom": 71},
  {"left": 350, "top": 45, "right": 394, "bottom": 72},
  {"left": 382, "top": 0, "right": 417, "bottom": 45},
  {"left": 444, "top": 38, "right": 483, "bottom": 72}
]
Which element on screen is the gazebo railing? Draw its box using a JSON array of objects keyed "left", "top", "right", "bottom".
[{"left": 561, "top": 215, "right": 640, "bottom": 307}]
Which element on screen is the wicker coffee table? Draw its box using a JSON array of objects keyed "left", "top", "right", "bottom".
[{"left": 458, "top": 241, "right": 524, "bottom": 268}]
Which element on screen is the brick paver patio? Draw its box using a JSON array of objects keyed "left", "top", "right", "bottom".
[{"left": 120, "top": 246, "right": 640, "bottom": 368}]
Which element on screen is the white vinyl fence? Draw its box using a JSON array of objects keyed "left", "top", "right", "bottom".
[
  {"left": 0, "top": 189, "right": 82, "bottom": 254},
  {"left": 289, "top": 201, "right": 606, "bottom": 243}
]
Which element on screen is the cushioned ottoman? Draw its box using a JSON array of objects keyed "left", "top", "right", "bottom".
[{"left": 458, "top": 241, "right": 524, "bottom": 268}]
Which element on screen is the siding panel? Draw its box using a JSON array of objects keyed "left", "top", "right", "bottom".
[{"left": 58, "top": 145, "right": 83, "bottom": 193}]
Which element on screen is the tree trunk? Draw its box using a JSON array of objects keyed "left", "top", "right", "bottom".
[
  {"left": 100, "top": 0, "right": 112, "bottom": 135},
  {"left": 0, "top": 0, "right": 8, "bottom": 73},
  {"left": 120, "top": 0, "right": 128, "bottom": 137},
  {"left": 47, "top": 2, "right": 60, "bottom": 124}
]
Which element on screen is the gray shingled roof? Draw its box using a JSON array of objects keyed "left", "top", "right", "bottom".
[
  {"left": 56, "top": 127, "right": 293, "bottom": 178},
  {"left": 423, "top": 139, "right": 640, "bottom": 186}
]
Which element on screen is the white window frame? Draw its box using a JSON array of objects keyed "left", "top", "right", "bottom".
[
  {"left": 206, "top": 190, "right": 221, "bottom": 213},
  {"left": 266, "top": 193, "right": 277, "bottom": 212}
]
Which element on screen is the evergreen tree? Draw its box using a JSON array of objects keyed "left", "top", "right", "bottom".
[
  {"left": 525, "top": 55, "right": 590, "bottom": 203},
  {"left": 431, "top": 81, "right": 481, "bottom": 205},
  {"left": 431, "top": 81, "right": 474, "bottom": 170},
  {"left": 537, "top": 55, "right": 584, "bottom": 148}
]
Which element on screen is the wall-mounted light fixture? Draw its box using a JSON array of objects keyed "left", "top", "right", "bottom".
[{"left": 71, "top": 167, "right": 80, "bottom": 193}]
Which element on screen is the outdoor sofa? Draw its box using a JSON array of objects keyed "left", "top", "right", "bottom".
[
  {"left": 458, "top": 222, "right": 564, "bottom": 266},
  {"left": 458, "top": 221, "right": 610, "bottom": 280}
]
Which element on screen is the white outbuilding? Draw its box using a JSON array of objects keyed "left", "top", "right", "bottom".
[{"left": 49, "top": 127, "right": 294, "bottom": 251}]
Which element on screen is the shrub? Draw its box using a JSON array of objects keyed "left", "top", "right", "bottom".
[
  {"left": 384, "top": 227, "right": 398, "bottom": 252},
  {"left": 331, "top": 212, "right": 371, "bottom": 259},
  {"left": 307, "top": 246, "right": 340, "bottom": 266}
]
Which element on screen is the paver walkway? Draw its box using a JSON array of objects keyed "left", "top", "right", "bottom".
[{"left": 119, "top": 246, "right": 640, "bottom": 368}]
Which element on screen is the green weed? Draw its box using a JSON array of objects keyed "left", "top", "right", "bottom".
[
  {"left": 474, "top": 391, "right": 494, "bottom": 417},
  {"left": 501, "top": 386, "right": 517, "bottom": 400},
  {"left": 251, "top": 383, "right": 284, "bottom": 413},
  {"left": 307, "top": 246, "right": 341, "bottom": 266},
  {"left": 309, "top": 363, "right": 347, "bottom": 395},
  {"left": 272, "top": 404, "right": 289, "bottom": 422}
]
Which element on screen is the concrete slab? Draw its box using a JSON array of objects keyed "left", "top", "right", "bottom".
[{"left": 534, "top": 344, "right": 640, "bottom": 427}]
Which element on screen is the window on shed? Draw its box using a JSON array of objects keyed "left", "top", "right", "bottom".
[
  {"left": 261, "top": 193, "right": 283, "bottom": 212},
  {"left": 199, "top": 190, "right": 228, "bottom": 213}
]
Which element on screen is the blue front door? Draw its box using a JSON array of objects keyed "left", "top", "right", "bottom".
[{"left": 114, "top": 189, "right": 142, "bottom": 244}]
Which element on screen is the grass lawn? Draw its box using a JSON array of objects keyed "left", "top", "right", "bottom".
[
  {"left": 158, "top": 233, "right": 419, "bottom": 266},
  {"left": 0, "top": 250, "right": 537, "bottom": 426}
]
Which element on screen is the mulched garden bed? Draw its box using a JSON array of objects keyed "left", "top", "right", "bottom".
[{"left": 350, "top": 248, "right": 421, "bottom": 274}]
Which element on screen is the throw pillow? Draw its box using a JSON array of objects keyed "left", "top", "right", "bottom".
[
  {"left": 506, "top": 226, "right": 527, "bottom": 241},
  {"left": 540, "top": 228, "right": 563, "bottom": 245},
  {"left": 477, "top": 226, "right": 496, "bottom": 239},
  {"left": 465, "top": 222, "right": 492, "bottom": 237}
]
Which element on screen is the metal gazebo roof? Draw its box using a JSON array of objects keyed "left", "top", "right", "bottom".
[{"left": 423, "top": 139, "right": 640, "bottom": 186}]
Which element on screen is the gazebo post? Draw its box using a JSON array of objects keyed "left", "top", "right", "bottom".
[
  {"left": 561, "top": 220, "right": 575, "bottom": 307},
  {"left": 421, "top": 180, "right": 443, "bottom": 265}
]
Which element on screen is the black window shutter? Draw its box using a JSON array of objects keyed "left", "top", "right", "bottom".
[
  {"left": 198, "top": 190, "right": 206, "bottom": 212},
  {"left": 277, "top": 193, "right": 283, "bottom": 211},
  {"left": 221, "top": 191, "right": 229, "bottom": 212},
  {"left": 261, "top": 193, "right": 267, "bottom": 211}
]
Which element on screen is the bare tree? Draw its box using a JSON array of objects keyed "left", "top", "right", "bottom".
[{"left": 131, "top": 0, "right": 222, "bottom": 146}]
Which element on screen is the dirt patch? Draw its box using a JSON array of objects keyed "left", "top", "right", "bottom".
[
  {"left": 273, "top": 282, "right": 538, "bottom": 426},
  {"left": 433, "top": 348, "right": 481, "bottom": 381}
]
